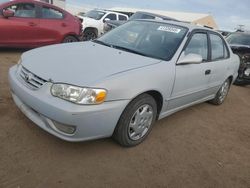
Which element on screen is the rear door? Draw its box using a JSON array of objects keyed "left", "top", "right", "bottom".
[
  {"left": 0, "top": 2, "right": 39, "bottom": 47},
  {"left": 207, "top": 32, "right": 231, "bottom": 93},
  {"left": 168, "top": 31, "right": 212, "bottom": 110},
  {"left": 37, "top": 5, "right": 65, "bottom": 45}
]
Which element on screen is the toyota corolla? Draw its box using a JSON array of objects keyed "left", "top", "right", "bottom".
[{"left": 9, "top": 20, "right": 239, "bottom": 147}]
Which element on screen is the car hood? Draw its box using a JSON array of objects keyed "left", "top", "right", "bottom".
[
  {"left": 79, "top": 16, "right": 99, "bottom": 24},
  {"left": 21, "top": 42, "right": 161, "bottom": 86}
]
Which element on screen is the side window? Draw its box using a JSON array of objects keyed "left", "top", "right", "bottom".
[
  {"left": 4, "top": 3, "right": 36, "bottom": 18},
  {"left": 210, "top": 34, "right": 224, "bottom": 60},
  {"left": 119, "top": 15, "right": 127, "bottom": 21},
  {"left": 42, "top": 7, "right": 63, "bottom": 19},
  {"left": 105, "top": 13, "right": 117, "bottom": 20},
  {"left": 185, "top": 33, "right": 208, "bottom": 61}
]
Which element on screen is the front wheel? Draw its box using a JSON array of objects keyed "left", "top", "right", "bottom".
[
  {"left": 83, "top": 29, "right": 97, "bottom": 41},
  {"left": 210, "top": 78, "right": 231, "bottom": 105},
  {"left": 113, "top": 94, "right": 157, "bottom": 147}
]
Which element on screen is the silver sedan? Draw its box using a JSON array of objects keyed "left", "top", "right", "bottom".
[{"left": 9, "top": 20, "right": 239, "bottom": 147}]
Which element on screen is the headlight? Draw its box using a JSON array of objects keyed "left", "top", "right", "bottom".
[{"left": 51, "top": 84, "right": 107, "bottom": 105}]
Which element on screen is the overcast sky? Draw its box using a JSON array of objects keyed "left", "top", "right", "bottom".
[{"left": 69, "top": 0, "right": 250, "bottom": 31}]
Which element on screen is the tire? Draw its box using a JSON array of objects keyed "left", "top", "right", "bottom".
[
  {"left": 234, "top": 77, "right": 248, "bottom": 86},
  {"left": 62, "top": 36, "right": 78, "bottom": 43},
  {"left": 210, "top": 78, "right": 231, "bottom": 105},
  {"left": 113, "top": 94, "right": 157, "bottom": 147},
  {"left": 83, "top": 29, "right": 97, "bottom": 41}
]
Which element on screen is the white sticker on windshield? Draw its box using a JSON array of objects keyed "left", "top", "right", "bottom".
[{"left": 157, "top": 26, "right": 181, "bottom": 33}]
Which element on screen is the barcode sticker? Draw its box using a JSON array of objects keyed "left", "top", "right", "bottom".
[{"left": 157, "top": 26, "right": 181, "bottom": 33}]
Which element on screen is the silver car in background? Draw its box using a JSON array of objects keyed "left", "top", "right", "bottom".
[{"left": 9, "top": 20, "right": 239, "bottom": 147}]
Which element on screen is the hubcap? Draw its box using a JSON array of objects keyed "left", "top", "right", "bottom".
[
  {"left": 85, "top": 32, "right": 96, "bottom": 41},
  {"left": 219, "top": 80, "right": 229, "bottom": 102},
  {"left": 128, "top": 104, "right": 154, "bottom": 141}
]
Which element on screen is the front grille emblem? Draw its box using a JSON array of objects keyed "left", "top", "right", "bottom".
[{"left": 24, "top": 72, "right": 33, "bottom": 82}]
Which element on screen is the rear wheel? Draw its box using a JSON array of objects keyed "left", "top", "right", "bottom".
[
  {"left": 113, "top": 94, "right": 157, "bottom": 147},
  {"left": 210, "top": 78, "right": 231, "bottom": 105},
  {"left": 62, "top": 36, "right": 78, "bottom": 43}
]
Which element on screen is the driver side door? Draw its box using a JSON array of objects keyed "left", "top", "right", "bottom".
[{"left": 167, "top": 31, "right": 213, "bottom": 111}]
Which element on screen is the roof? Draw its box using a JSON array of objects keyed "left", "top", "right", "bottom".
[
  {"left": 91, "top": 9, "right": 128, "bottom": 16},
  {"left": 110, "top": 7, "right": 218, "bottom": 28}
]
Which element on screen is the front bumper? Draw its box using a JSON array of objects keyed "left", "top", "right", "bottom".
[{"left": 9, "top": 65, "right": 129, "bottom": 142}]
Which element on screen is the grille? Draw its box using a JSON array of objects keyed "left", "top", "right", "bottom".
[{"left": 19, "top": 66, "right": 47, "bottom": 90}]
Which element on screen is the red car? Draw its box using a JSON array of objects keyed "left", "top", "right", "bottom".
[{"left": 0, "top": 0, "right": 82, "bottom": 48}]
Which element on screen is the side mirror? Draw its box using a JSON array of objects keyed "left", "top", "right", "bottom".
[
  {"left": 3, "top": 10, "right": 14, "bottom": 18},
  {"left": 177, "top": 53, "right": 203, "bottom": 65},
  {"left": 103, "top": 18, "right": 110, "bottom": 23}
]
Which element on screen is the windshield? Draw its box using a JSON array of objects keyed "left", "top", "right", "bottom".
[
  {"left": 84, "top": 10, "right": 105, "bottom": 20},
  {"left": 95, "top": 20, "right": 187, "bottom": 61},
  {"left": 226, "top": 33, "right": 250, "bottom": 46}
]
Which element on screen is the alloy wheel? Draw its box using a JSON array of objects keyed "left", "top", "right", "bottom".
[{"left": 128, "top": 104, "right": 154, "bottom": 141}]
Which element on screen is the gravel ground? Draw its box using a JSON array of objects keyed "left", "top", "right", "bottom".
[{"left": 0, "top": 49, "right": 250, "bottom": 188}]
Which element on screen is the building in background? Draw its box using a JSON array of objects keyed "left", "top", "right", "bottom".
[{"left": 110, "top": 7, "right": 218, "bottom": 29}]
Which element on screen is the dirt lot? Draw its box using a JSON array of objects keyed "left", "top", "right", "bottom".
[{"left": 0, "top": 49, "right": 250, "bottom": 188}]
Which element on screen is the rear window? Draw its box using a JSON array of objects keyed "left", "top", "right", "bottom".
[{"left": 42, "top": 7, "right": 63, "bottom": 19}]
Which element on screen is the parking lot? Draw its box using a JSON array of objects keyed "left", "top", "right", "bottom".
[{"left": 0, "top": 49, "right": 250, "bottom": 188}]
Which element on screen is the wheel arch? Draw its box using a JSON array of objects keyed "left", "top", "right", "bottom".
[{"left": 126, "top": 90, "right": 164, "bottom": 120}]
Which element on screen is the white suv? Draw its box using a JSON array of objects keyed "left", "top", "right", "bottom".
[{"left": 78, "top": 9, "right": 128, "bottom": 40}]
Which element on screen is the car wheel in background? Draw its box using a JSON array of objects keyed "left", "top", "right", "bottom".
[
  {"left": 113, "top": 94, "right": 157, "bottom": 147},
  {"left": 210, "top": 78, "right": 231, "bottom": 105},
  {"left": 62, "top": 36, "right": 78, "bottom": 43},
  {"left": 234, "top": 77, "right": 249, "bottom": 86},
  {"left": 84, "top": 29, "right": 97, "bottom": 41}
]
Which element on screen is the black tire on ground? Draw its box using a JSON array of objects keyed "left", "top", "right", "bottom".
[
  {"left": 113, "top": 93, "right": 157, "bottom": 147},
  {"left": 62, "top": 36, "right": 78, "bottom": 43},
  {"left": 84, "top": 29, "right": 97, "bottom": 41},
  {"left": 234, "top": 77, "right": 248, "bottom": 86},
  {"left": 210, "top": 78, "right": 231, "bottom": 105}
]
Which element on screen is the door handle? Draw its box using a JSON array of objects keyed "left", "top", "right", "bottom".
[
  {"left": 205, "top": 69, "right": 211, "bottom": 75},
  {"left": 28, "top": 22, "right": 37, "bottom": 26}
]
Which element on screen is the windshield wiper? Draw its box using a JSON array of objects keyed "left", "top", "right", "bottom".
[
  {"left": 111, "top": 45, "right": 149, "bottom": 57},
  {"left": 93, "top": 40, "right": 112, "bottom": 47}
]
